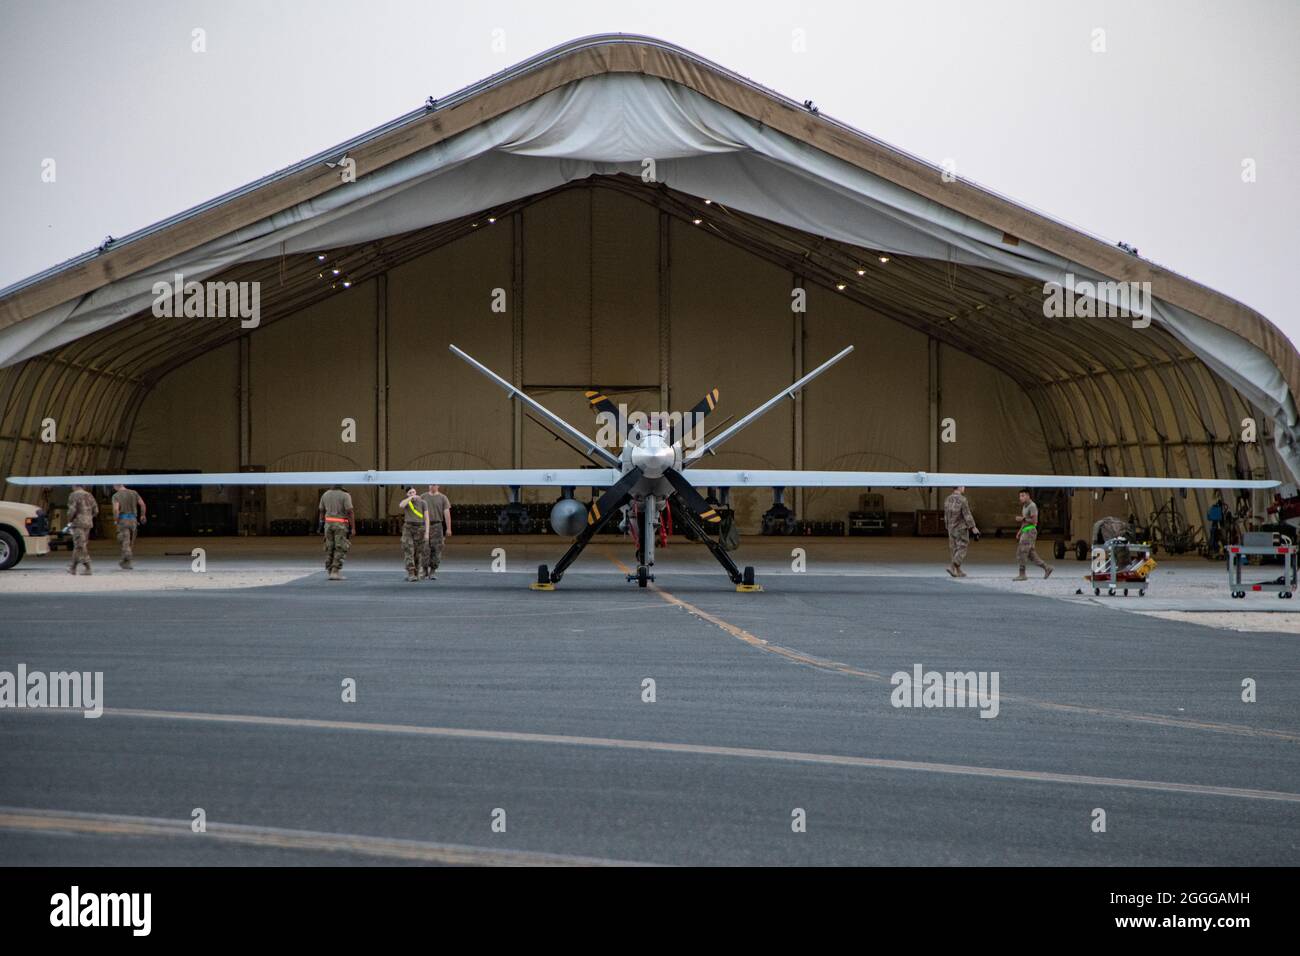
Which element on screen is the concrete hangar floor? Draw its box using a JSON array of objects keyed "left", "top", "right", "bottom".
[{"left": 1, "top": 534, "right": 1297, "bottom": 866}]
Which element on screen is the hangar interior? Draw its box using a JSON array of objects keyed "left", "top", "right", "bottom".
[{"left": 0, "top": 36, "right": 1292, "bottom": 542}]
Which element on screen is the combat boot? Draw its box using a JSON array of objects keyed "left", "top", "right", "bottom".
[
  {"left": 1043, "top": 566, "right": 1054, "bottom": 579},
  {"left": 406, "top": 572, "right": 418, "bottom": 582},
  {"left": 82, "top": 566, "right": 93, "bottom": 576},
  {"left": 945, "top": 565, "right": 957, "bottom": 577},
  {"left": 956, "top": 567, "right": 968, "bottom": 577},
  {"left": 1012, "top": 570, "right": 1028, "bottom": 581},
  {"left": 328, "top": 569, "right": 341, "bottom": 581}
]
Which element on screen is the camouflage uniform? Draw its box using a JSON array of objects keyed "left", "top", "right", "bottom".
[
  {"left": 399, "top": 495, "right": 428, "bottom": 581},
  {"left": 112, "top": 487, "right": 142, "bottom": 568},
  {"left": 1015, "top": 499, "right": 1051, "bottom": 577},
  {"left": 66, "top": 488, "right": 98, "bottom": 574},
  {"left": 943, "top": 491, "right": 976, "bottom": 574},
  {"left": 318, "top": 488, "right": 354, "bottom": 576},
  {"left": 419, "top": 490, "right": 450, "bottom": 578}
]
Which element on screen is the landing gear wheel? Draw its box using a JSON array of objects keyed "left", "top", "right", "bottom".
[
  {"left": 1053, "top": 540, "right": 1066, "bottom": 561},
  {"left": 1093, "top": 587, "right": 1100, "bottom": 596},
  {"left": 742, "top": 566, "right": 755, "bottom": 587},
  {"left": 637, "top": 565, "right": 649, "bottom": 588},
  {"left": 1074, "top": 540, "right": 1089, "bottom": 561},
  {"left": 1123, "top": 588, "right": 1129, "bottom": 596},
  {"left": 529, "top": 563, "right": 555, "bottom": 590},
  {"left": 1108, "top": 587, "right": 1116, "bottom": 596}
]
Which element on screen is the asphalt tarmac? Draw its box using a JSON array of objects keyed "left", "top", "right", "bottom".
[{"left": 1, "top": 538, "right": 1297, "bottom": 866}]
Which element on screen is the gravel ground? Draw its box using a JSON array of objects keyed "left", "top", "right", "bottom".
[{"left": 0, "top": 569, "right": 312, "bottom": 593}]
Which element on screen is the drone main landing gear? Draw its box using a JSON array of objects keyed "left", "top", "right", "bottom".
[
  {"left": 676, "top": 505, "right": 761, "bottom": 592},
  {"left": 530, "top": 497, "right": 624, "bottom": 590},
  {"left": 530, "top": 564, "right": 555, "bottom": 591}
]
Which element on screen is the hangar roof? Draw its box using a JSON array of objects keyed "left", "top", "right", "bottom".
[{"left": 0, "top": 34, "right": 1295, "bottom": 482}]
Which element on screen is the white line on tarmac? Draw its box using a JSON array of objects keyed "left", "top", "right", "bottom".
[{"left": 11, "top": 707, "right": 1300, "bottom": 804}]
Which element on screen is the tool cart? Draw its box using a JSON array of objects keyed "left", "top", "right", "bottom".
[
  {"left": 1086, "top": 536, "right": 1157, "bottom": 597},
  {"left": 1226, "top": 531, "right": 1298, "bottom": 599}
]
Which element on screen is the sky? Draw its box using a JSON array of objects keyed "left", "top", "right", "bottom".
[{"left": 1, "top": 0, "right": 1296, "bottom": 339}]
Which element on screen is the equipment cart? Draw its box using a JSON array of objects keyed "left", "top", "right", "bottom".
[
  {"left": 1226, "top": 532, "right": 1298, "bottom": 599},
  {"left": 1086, "top": 537, "right": 1157, "bottom": 597}
]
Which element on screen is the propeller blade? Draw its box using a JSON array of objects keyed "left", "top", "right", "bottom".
[
  {"left": 664, "top": 467, "right": 722, "bottom": 524},
  {"left": 585, "top": 389, "right": 636, "bottom": 448},
  {"left": 588, "top": 467, "right": 643, "bottom": 526},
  {"left": 584, "top": 390, "right": 621, "bottom": 421},
  {"left": 671, "top": 388, "right": 720, "bottom": 447}
]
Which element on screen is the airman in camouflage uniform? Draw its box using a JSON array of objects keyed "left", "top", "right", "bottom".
[
  {"left": 111, "top": 483, "right": 146, "bottom": 570},
  {"left": 398, "top": 487, "right": 430, "bottom": 582},
  {"left": 1013, "top": 489, "right": 1053, "bottom": 581},
  {"left": 943, "top": 485, "right": 979, "bottom": 577},
  {"left": 318, "top": 485, "right": 355, "bottom": 581},
  {"left": 419, "top": 484, "right": 452, "bottom": 580},
  {"left": 66, "top": 484, "right": 98, "bottom": 575}
]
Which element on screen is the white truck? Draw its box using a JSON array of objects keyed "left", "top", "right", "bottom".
[{"left": 0, "top": 500, "right": 51, "bottom": 570}]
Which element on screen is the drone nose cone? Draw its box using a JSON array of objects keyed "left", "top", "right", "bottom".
[{"left": 631, "top": 441, "right": 675, "bottom": 478}]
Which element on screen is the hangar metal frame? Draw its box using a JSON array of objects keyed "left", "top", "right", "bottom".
[
  {"left": 0, "top": 174, "right": 1278, "bottom": 532},
  {"left": 0, "top": 34, "right": 1288, "bottom": 538}
]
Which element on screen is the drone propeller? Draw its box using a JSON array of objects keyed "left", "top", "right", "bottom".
[
  {"left": 664, "top": 467, "right": 722, "bottom": 525},
  {"left": 588, "top": 466, "right": 643, "bottom": 526},
  {"left": 584, "top": 389, "right": 633, "bottom": 449},
  {"left": 671, "top": 388, "right": 720, "bottom": 447}
]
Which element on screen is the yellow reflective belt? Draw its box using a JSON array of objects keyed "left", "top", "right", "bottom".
[{"left": 406, "top": 499, "right": 425, "bottom": 520}]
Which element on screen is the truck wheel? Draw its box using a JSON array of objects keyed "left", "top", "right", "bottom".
[{"left": 0, "top": 530, "right": 20, "bottom": 570}]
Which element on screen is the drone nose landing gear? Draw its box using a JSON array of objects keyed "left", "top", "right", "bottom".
[
  {"left": 627, "top": 565, "right": 654, "bottom": 588},
  {"left": 627, "top": 494, "right": 659, "bottom": 589}
]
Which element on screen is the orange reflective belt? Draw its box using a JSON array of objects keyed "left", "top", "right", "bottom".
[{"left": 324, "top": 516, "right": 348, "bottom": 524}]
